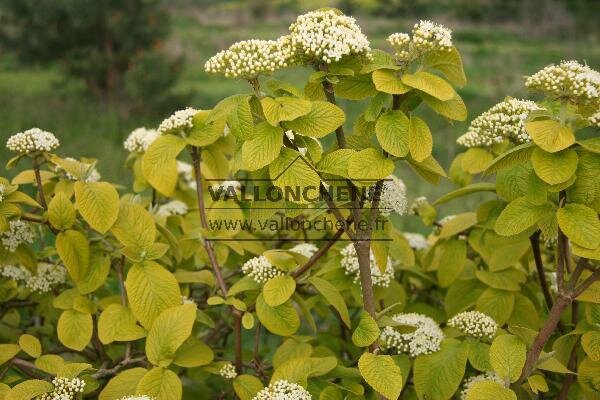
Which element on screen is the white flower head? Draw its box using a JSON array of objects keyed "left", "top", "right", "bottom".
[
  {"left": 219, "top": 362, "right": 237, "bottom": 380},
  {"left": 387, "top": 20, "right": 452, "bottom": 61},
  {"left": 1, "top": 263, "right": 66, "bottom": 293},
  {"left": 6, "top": 128, "right": 60, "bottom": 153},
  {"left": 242, "top": 255, "right": 284, "bottom": 284},
  {"left": 123, "top": 127, "right": 159, "bottom": 153},
  {"left": 157, "top": 107, "right": 199, "bottom": 135},
  {"left": 460, "top": 372, "right": 504, "bottom": 400},
  {"left": 156, "top": 200, "right": 188, "bottom": 217},
  {"left": 181, "top": 296, "right": 196, "bottom": 305},
  {"left": 404, "top": 232, "right": 429, "bottom": 250},
  {"left": 340, "top": 243, "right": 394, "bottom": 288},
  {"left": 0, "top": 184, "right": 5, "bottom": 203},
  {"left": 37, "top": 377, "right": 85, "bottom": 400},
  {"left": 372, "top": 175, "right": 407, "bottom": 217},
  {"left": 457, "top": 98, "right": 541, "bottom": 148},
  {"left": 205, "top": 36, "right": 296, "bottom": 79},
  {"left": 589, "top": 110, "right": 600, "bottom": 127},
  {"left": 289, "top": 243, "right": 318, "bottom": 258},
  {"left": 380, "top": 313, "right": 444, "bottom": 357},
  {"left": 526, "top": 60, "right": 600, "bottom": 101},
  {"left": 288, "top": 9, "right": 371, "bottom": 64},
  {"left": 448, "top": 311, "right": 498, "bottom": 340},
  {"left": 1, "top": 220, "right": 36, "bottom": 252},
  {"left": 252, "top": 380, "right": 312, "bottom": 400}
]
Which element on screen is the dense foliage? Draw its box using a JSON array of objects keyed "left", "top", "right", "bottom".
[{"left": 1, "top": 8, "right": 599, "bottom": 400}]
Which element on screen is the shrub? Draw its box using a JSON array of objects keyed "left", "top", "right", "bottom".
[{"left": 1, "top": 8, "right": 599, "bottom": 400}]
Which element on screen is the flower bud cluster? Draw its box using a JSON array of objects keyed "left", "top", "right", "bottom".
[
  {"left": 457, "top": 98, "right": 540, "bottom": 147},
  {"left": 123, "top": 127, "right": 159, "bottom": 153},
  {"left": 340, "top": 243, "right": 394, "bottom": 288},
  {"left": 460, "top": 372, "right": 504, "bottom": 400},
  {"left": 156, "top": 200, "right": 188, "bottom": 217},
  {"left": 219, "top": 362, "right": 237, "bottom": 380},
  {"left": 404, "top": 232, "right": 429, "bottom": 250},
  {"left": 6, "top": 128, "right": 60, "bottom": 153},
  {"left": 387, "top": 20, "right": 452, "bottom": 61},
  {"left": 410, "top": 196, "right": 429, "bottom": 214},
  {"left": 0, "top": 184, "right": 5, "bottom": 203},
  {"left": 289, "top": 243, "right": 318, "bottom": 258},
  {"left": 252, "top": 380, "right": 312, "bottom": 400},
  {"left": 288, "top": 9, "right": 371, "bottom": 64},
  {"left": 371, "top": 175, "right": 407, "bottom": 217},
  {"left": 380, "top": 313, "right": 444, "bottom": 357},
  {"left": 1, "top": 220, "right": 36, "bottom": 252},
  {"left": 447, "top": 311, "right": 498, "bottom": 340},
  {"left": 525, "top": 60, "right": 600, "bottom": 101},
  {"left": 37, "top": 377, "right": 85, "bottom": 400},
  {"left": 205, "top": 37, "right": 296, "bottom": 79},
  {"left": 589, "top": 110, "right": 600, "bottom": 127},
  {"left": 1, "top": 263, "right": 67, "bottom": 293},
  {"left": 242, "top": 255, "right": 284, "bottom": 284},
  {"left": 157, "top": 108, "right": 199, "bottom": 135}
]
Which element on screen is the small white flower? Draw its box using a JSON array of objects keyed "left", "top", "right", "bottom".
[
  {"left": 589, "top": 110, "right": 600, "bottom": 127},
  {"left": 460, "top": 372, "right": 504, "bottom": 400},
  {"left": 37, "top": 377, "right": 85, "bottom": 400},
  {"left": 404, "top": 232, "right": 429, "bottom": 250},
  {"left": 387, "top": 20, "right": 453, "bottom": 61},
  {"left": 252, "top": 380, "right": 312, "bottom": 400},
  {"left": 241, "top": 255, "right": 284, "bottom": 284},
  {"left": 457, "top": 98, "right": 541, "bottom": 148},
  {"left": 526, "top": 60, "right": 600, "bottom": 101},
  {"left": 1, "top": 220, "right": 36, "bottom": 252},
  {"left": 6, "top": 128, "right": 60, "bottom": 153},
  {"left": 1, "top": 263, "right": 66, "bottom": 293},
  {"left": 448, "top": 311, "right": 498, "bottom": 340},
  {"left": 289, "top": 243, "right": 318, "bottom": 258},
  {"left": 340, "top": 243, "right": 395, "bottom": 288},
  {"left": 157, "top": 107, "right": 199, "bottom": 135},
  {"left": 156, "top": 200, "right": 188, "bottom": 217},
  {"left": 410, "top": 196, "right": 429, "bottom": 214},
  {"left": 380, "top": 313, "right": 444, "bottom": 357},
  {"left": 371, "top": 175, "right": 407, "bottom": 217},
  {"left": 1, "top": 264, "right": 31, "bottom": 281},
  {"left": 123, "top": 127, "right": 159, "bottom": 152},
  {"left": 0, "top": 184, "right": 5, "bottom": 203},
  {"left": 219, "top": 362, "right": 237, "bottom": 380},
  {"left": 181, "top": 296, "right": 196, "bottom": 305}
]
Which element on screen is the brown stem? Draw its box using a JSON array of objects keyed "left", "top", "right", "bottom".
[
  {"left": 530, "top": 231, "right": 554, "bottom": 311},
  {"left": 573, "top": 267, "right": 600, "bottom": 298},
  {"left": 115, "top": 257, "right": 127, "bottom": 306},
  {"left": 20, "top": 214, "right": 44, "bottom": 223},
  {"left": 32, "top": 157, "right": 47, "bottom": 210},
  {"left": 91, "top": 356, "right": 147, "bottom": 380}
]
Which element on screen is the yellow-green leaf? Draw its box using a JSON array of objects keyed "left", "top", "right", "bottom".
[
  {"left": 402, "top": 71, "right": 455, "bottom": 101},
  {"left": 489, "top": 334, "right": 526, "bottom": 383},
  {"left": 260, "top": 96, "right": 312, "bottom": 126},
  {"left": 347, "top": 148, "right": 395, "bottom": 184},
  {"left": 146, "top": 304, "right": 196, "bottom": 367},
  {"left": 242, "top": 122, "right": 283, "bottom": 171},
  {"left": 77, "top": 254, "right": 110, "bottom": 294},
  {"left": 233, "top": 375, "right": 264, "bottom": 400},
  {"left": 74, "top": 181, "right": 120, "bottom": 233},
  {"left": 352, "top": 312, "right": 380, "bottom": 347},
  {"left": 372, "top": 69, "right": 411, "bottom": 94},
  {"left": 6, "top": 380, "right": 53, "bottom": 400},
  {"left": 408, "top": 116, "right": 432, "bottom": 162},
  {"left": 525, "top": 119, "right": 575, "bottom": 153},
  {"left": 142, "top": 135, "right": 186, "bottom": 196},
  {"left": 18, "top": 334, "right": 41, "bottom": 358},
  {"left": 255, "top": 294, "right": 300, "bottom": 337},
  {"left": 375, "top": 110, "right": 410, "bottom": 157},
  {"left": 582, "top": 331, "right": 600, "bottom": 361},
  {"left": 464, "top": 380, "right": 517, "bottom": 400},
  {"left": 531, "top": 147, "right": 578, "bottom": 184},
  {"left": 172, "top": 337, "right": 214, "bottom": 368},
  {"left": 421, "top": 93, "right": 467, "bottom": 121},
  {"left": 494, "top": 197, "right": 554, "bottom": 236},
  {"left": 47, "top": 192, "right": 75, "bottom": 230},
  {"left": 263, "top": 275, "right": 296, "bottom": 307},
  {"left": 557, "top": 203, "right": 600, "bottom": 249},
  {"left": 423, "top": 47, "right": 467, "bottom": 87},
  {"left": 0, "top": 344, "right": 20, "bottom": 366},
  {"left": 309, "top": 276, "right": 351, "bottom": 328},
  {"left": 55, "top": 229, "right": 89, "bottom": 283},
  {"left": 98, "top": 304, "right": 146, "bottom": 344},
  {"left": 57, "top": 310, "right": 92, "bottom": 351},
  {"left": 461, "top": 148, "right": 494, "bottom": 174},
  {"left": 111, "top": 201, "right": 156, "bottom": 249},
  {"left": 358, "top": 352, "right": 403, "bottom": 400},
  {"left": 283, "top": 101, "right": 345, "bottom": 138},
  {"left": 136, "top": 367, "right": 182, "bottom": 400},
  {"left": 99, "top": 367, "right": 147, "bottom": 400}
]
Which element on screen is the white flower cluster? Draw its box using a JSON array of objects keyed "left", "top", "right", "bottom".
[
  {"left": 460, "top": 372, "right": 504, "bottom": 400},
  {"left": 404, "top": 232, "right": 429, "bottom": 250},
  {"left": 457, "top": 98, "right": 540, "bottom": 147},
  {"left": 37, "top": 377, "right": 85, "bottom": 400},
  {"left": 447, "top": 311, "right": 498, "bottom": 340},
  {"left": 340, "top": 243, "right": 395, "bottom": 288},
  {"left": 205, "top": 37, "right": 295, "bottom": 79},
  {"left": 212, "top": 180, "right": 242, "bottom": 194},
  {"left": 219, "top": 362, "right": 237, "bottom": 380},
  {"left": 1, "top": 220, "right": 35, "bottom": 252},
  {"left": 1, "top": 263, "right": 67, "bottom": 293},
  {"left": 6, "top": 128, "right": 60, "bottom": 153},
  {"left": 181, "top": 296, "right": 196, "bottom": 305},
  {"left": 410, "top": 196, "right": 428, "bottom": 214},
  {"left": 387, "top": 20, "right": 452, "bottom": 61},
  {"left": 525, "top": 60, "right": 600, "bottom": 101},
  {"left": 289, "top": 243, "right": 318, "bottom": 258},
  {"left": 157, "top": 107, "right": 199, "bottom": 135},
  {"left": 380, "top": 313, "right": 444, "bottom": 357},
  {"left": 589, "top": 110, "right": 600, "bottom": 127},
  {"left": 242, "top": 255, "right": 284, "bottom": 284},
  {"left": 372, "top": 175, "right": 407, "bottom": 217},
  {"left": 123, "top": 127, "right": 159, "bottom": 153},
  {"left": 0, "top": 184, "right": 5, "bottom": 203},
  {"left": 156, "top": 200, "right": 188, "bottom": 217},
  {"left": 288, "top": 9, "right": 371, "bottom": 64},
  {"left": 252, "top": 380, "right": 312, "bottom": 400}
]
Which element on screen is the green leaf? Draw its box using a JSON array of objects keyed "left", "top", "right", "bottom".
[
  {"left": 77, "top": 254, "right": 110, "bottom": 294},
  {"left": 226, "top": 95, "right": 254, "bottom": 140},
  {"left": 462, "top": 148, "right": 494, "bottom": 174},
  {"left": 142, "top": 134, "right": 186, "bottom": 196},
  {"left": 494, "top": 197, "right": 554, "bottom": 236},
  {"left": 352, "top": 312, "right": 380, "bottom": 347},
  {"left": 557, "top": 203, "right": 600, "bottom": 249},
  {"left": 261, "top": 96, "right": 312, "bottom": 126},
  {"left": 268, "top": 148, "right": 321, "bottom": 204},
  {"left": 111, "top": 202, "right": 156, "bottom": 249},
  {"left": 263, "top": 275, "right": 296, "bottom": 307},
  {"left": 335, "top": 74, "right": 378, "bottom": 100},
  {"left": 358, "top": 352, "right": 403, "bottom": 400},
  {"left": 18, "top": 334, "right": 41, "bottom": 358},
  {"left": 476, "top": 288, "right": 515, "bottom": 325},
  {"left": 283, "top": 101, "right": 345, "bottom": 138},
  {"left": 99, "top": 367, "right": 147, "bottom": 400},
  {"left": 372, "top": 69, "right": 410, "bottom": 94},
  {"left": 421, "top": 93, "right": 467, "bottom": 121},
  {"left": 582, "top": 331, "right": 600, "bottom": 361},
  {"left": 125, "top": 261, "right": 181, "bottom": 329},
  {"left": 98, "top": 304, "right": 146, "bottom": 344},
  {"left": 74, "top": 181, "right": 120, "bottom": 233},
  {"left": 436, "top": 239, "right": 467, "bottom": 287},
  {"left": 468, "top": 341, "right": 492, "bottom": 371},
  {"left": 57, "top": 310, "right": 92, "bottom": 351},
  {"left": 146, "top": 304, "right": 196, "bottom": 367},
  {"left": 242, "top": 122, "right": 283, "bottom": 171},
  {"left": 347, "top": 148, "right": 395, "bottom": 184},
  {"left": 578, "top": 137, "right": 600, "bottom": 153},
  {"left": 408, "top": 116, "right": 432, "bottom": 162},
  {"left": 490, "top": 334, "right": 526, "bottom": 383},
  {"left": 402, "top": 71, "right": 455, "bottom": 101},
  {"left": 531, "top": 147, "right": 578, "bottom": 184},
  {"left": 465, "top": 381, "right": 517, "bottom": 400},
  {"left": 476, "top": 268, "right": 526, "bottom": 291},
  {"left": 484, "top": 143, "right": 536, "bottom": 175},
  {"left": 186, "top": 109, "right": 226, "bottom": 147},
  {"left": 317, "top": 149, "right": 355, "bottom": 177},
  {"left": 525, "top": 119, "right": 575, "bottom": 153},
  {"left": 47, "top": 192, "right": 75, "bottom": 230},
  {"left": 406, "top": 155, "right": 447, "bottom": 184},
  {"left": 413, "top": 339, "right": 469, "bottom": 400},
  {"left": 0, "top": 344, "right": 21, "bottom": 365},
  {"left": 434, "top": 183, "right": 496, "bottom": 206},
  {"left": 439, "top": 212, "right": 477, "bottom": 238},
  {"left": 375, "top": 110, "right": 410, "bottom": 157},
  {"left": 255, "top": 294, "right": 300, "bottom": 337},
  {"left": 423, "top": 47, "right": 467, "bottom": 87},
  {"left": 233, "top": 375, "right": 264, "bottom": 400},
  {"left": 173, "top": 337, "right": 214, "bottom": 367},
  {"left": 309, "top": 276, "right": 351, "bottom": 328},
  {"left": 136, "top": 367, "right": 182, "bottom": 400},
  {"left": 6, "top": 380, "right": 53, "bottom": 400},
  {"left": 55, "top": 229, "right": 89, "bottom": 283}
]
